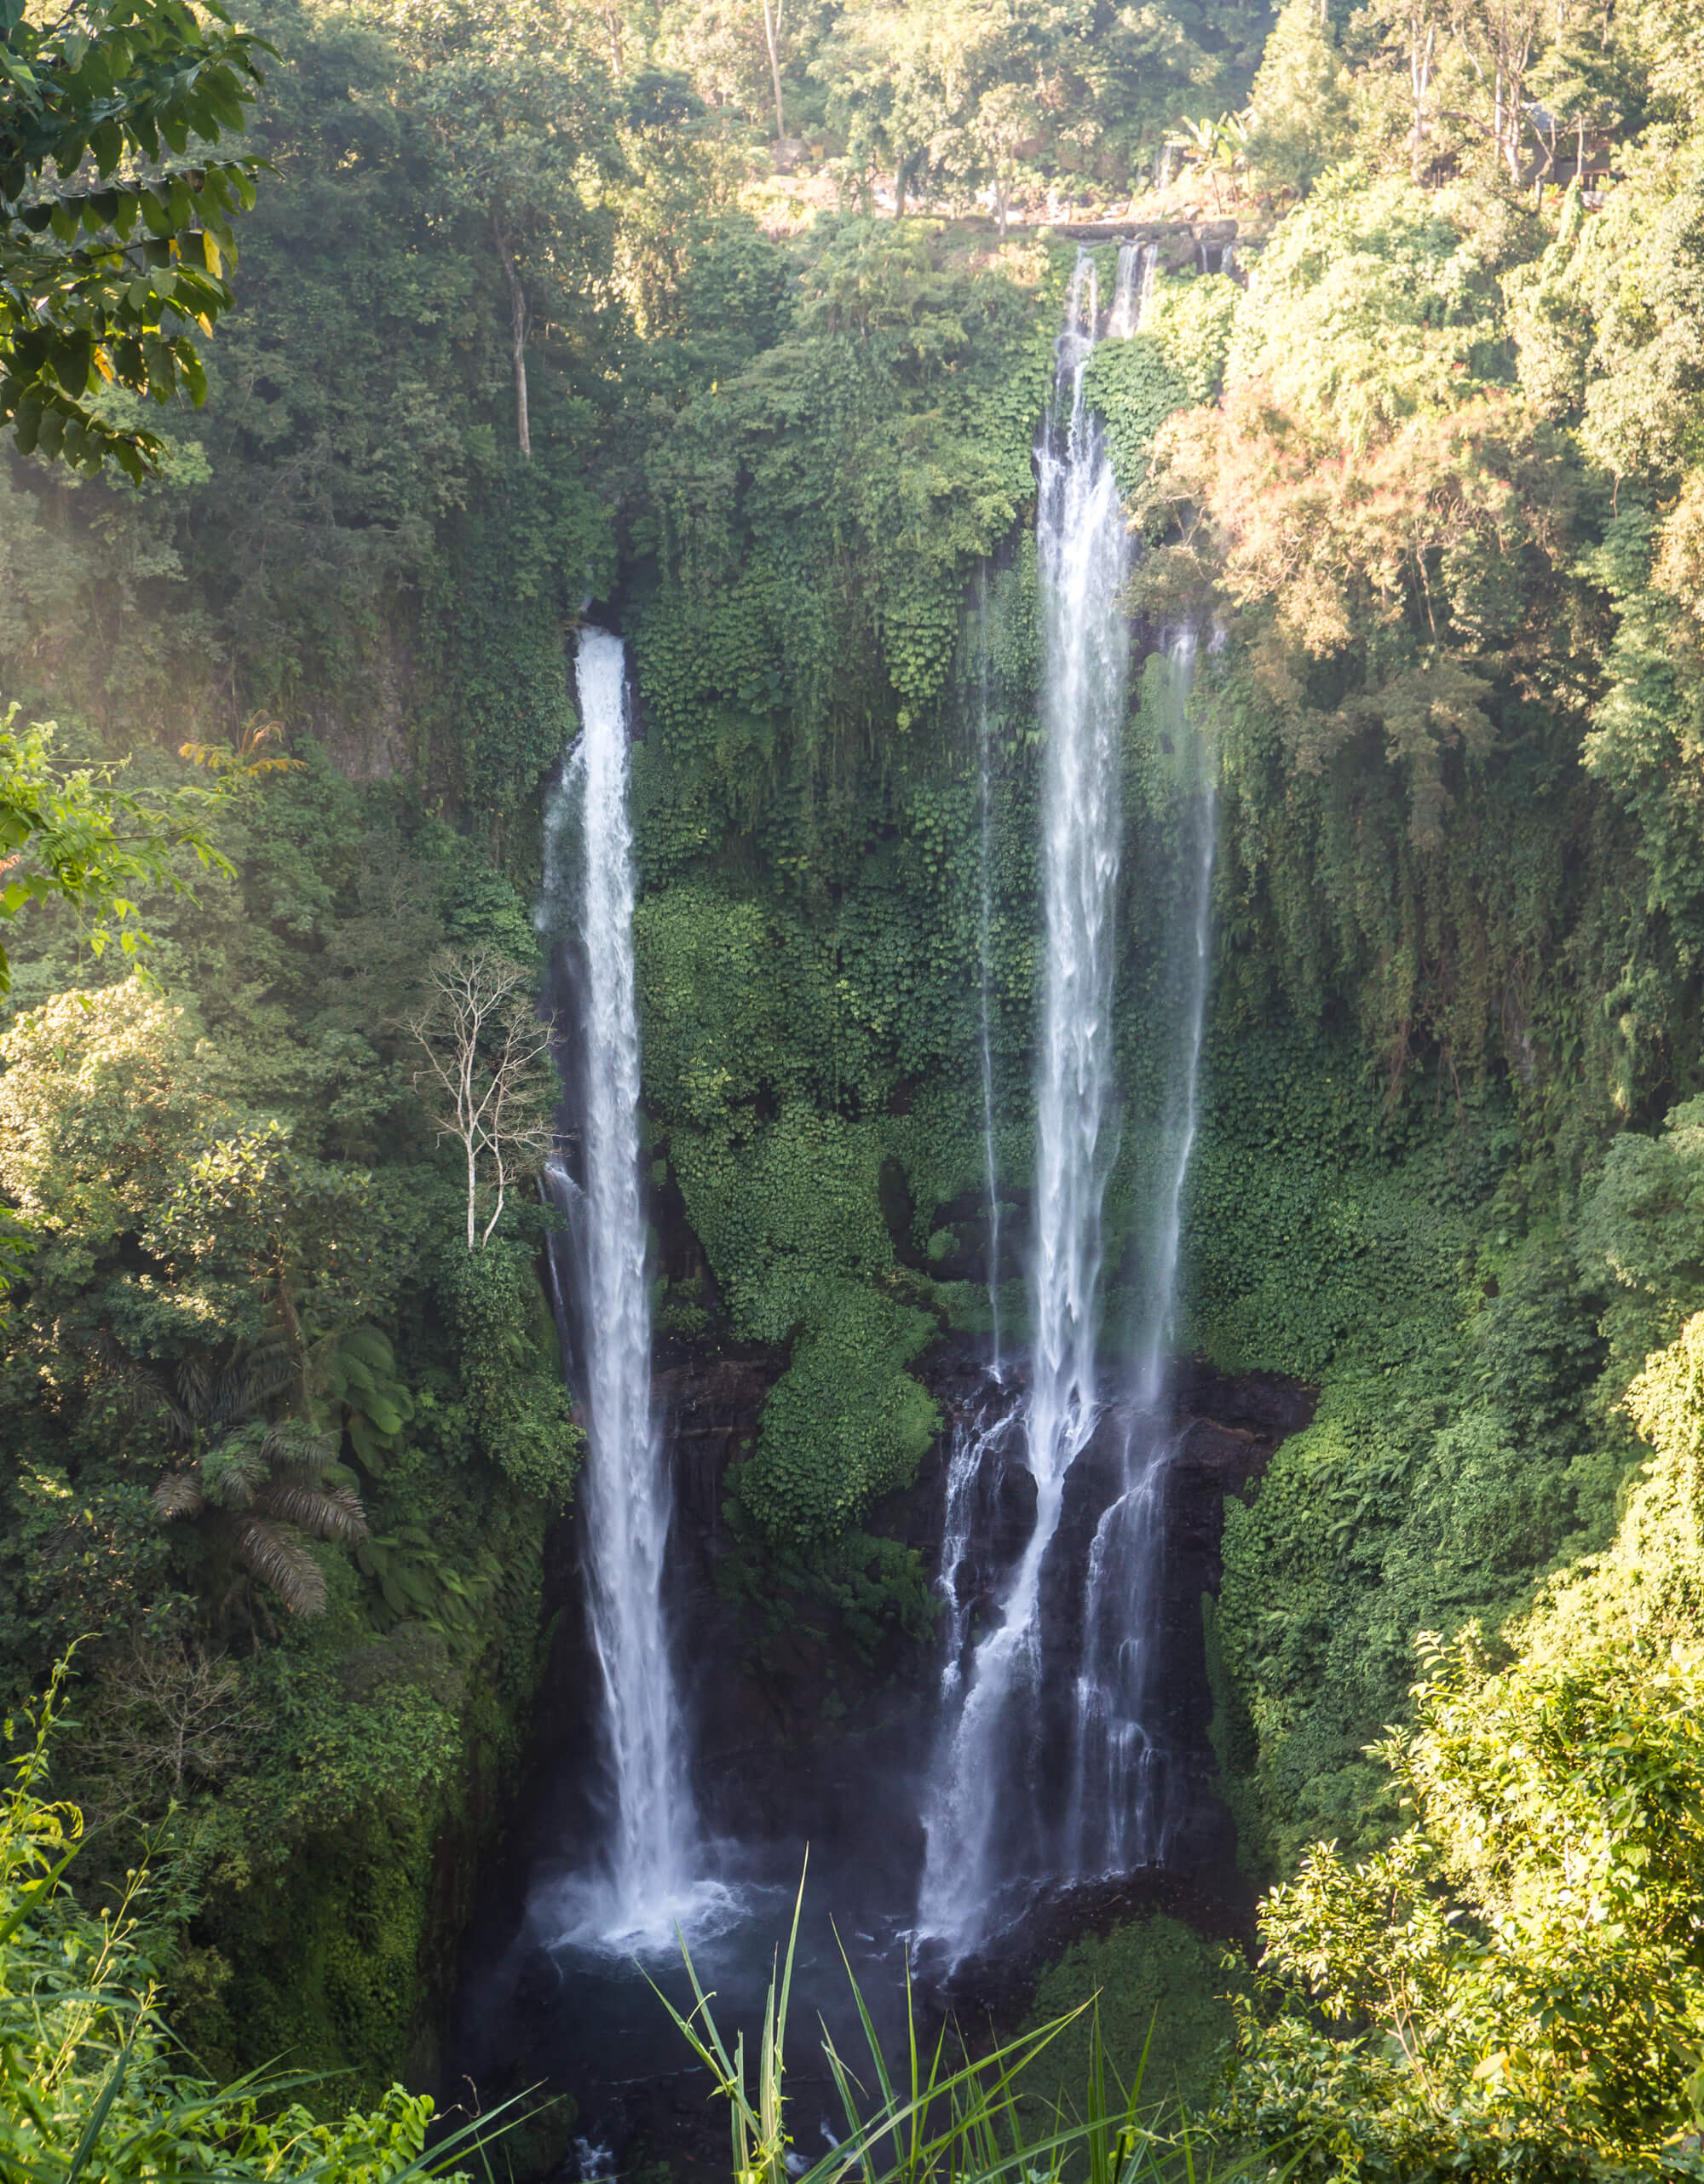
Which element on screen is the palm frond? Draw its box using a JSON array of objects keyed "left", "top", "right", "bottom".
[
  {"left": 171, "top": 1354, "right": 214, "bottom": 1435},
  {"left": 241, "top": 1336, "right": 301, "bottom": 1408},
  {"left": 252, "top": 1477, "right": 368, "bottom": 1543},
  {"left": 233, "top": 1519, "right": 328, "bottom": 1615},
  {"left": 260, "top": 1418, "right": 339, "bottom": 1472},
  {"left": 152, "top": 1470, "right": 204, "bottom": 1520}
]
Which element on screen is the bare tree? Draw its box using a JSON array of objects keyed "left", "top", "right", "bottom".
[
  {"left": 1451, "top": 0, "right": 1544, "bottom": 181},
  {"left": 86, "top": 1642, "right": 254, "bottom": 1801},
  {"left": 406, "top": 947, "right": 557, "bottom": 1251}
]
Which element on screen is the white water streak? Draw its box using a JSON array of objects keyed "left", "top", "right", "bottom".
[
  {"left": 935, "top": 1390, "right": 1024, "bottom": 1703},
  {"left": 1064, "top": 625, "right": 1215, "bottom": 1876},
  {"left": 975, "top": 566, "right": 1004, "bottom": 1374},
  {"left": 918, "top": 247, "right": 1143, "bottom": 1957},
  {"left": 1136, "top": 628, "right": 1210, "bottom": 1409},
  {"left": 540, "top": 630, "right": 709, "bottom": 1952}
]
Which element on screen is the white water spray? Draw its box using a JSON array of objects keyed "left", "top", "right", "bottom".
[
  {"left": 537, "top": 630, "right": 726, "bottom": 1953},
  {"left": 918, "top": 249, "right": 1142, "bottom": 1957},
  {"left": 935, "top": 1387, "right": 1025, "bottom": 1703}
]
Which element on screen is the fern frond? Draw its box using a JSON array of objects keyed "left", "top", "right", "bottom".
[
  {"left": 339, "top": 1326, "right": 398, "bottom": 1375},
  {"left": 233, "top": 1520, "right": 327, "bottom": 1615}
]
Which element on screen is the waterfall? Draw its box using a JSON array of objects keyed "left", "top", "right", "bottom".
[
  {"left": 538, "top": 628, "right": 700, "bottom": 1951},
  {"left": 935, "top": 1387, "right": 1024, "bottom": 1703},
  {"left": 1105, "top": 239, "right": 1156, "bottom": 339},
  {"left": 975, "top": 566, "right": 1004, "bottom": 1374},
  {"left": 918, "top": 249, "right": 1140, "bottom": 1958},
  {"left": 1064, "top": 627, "right": 1214, "bottom": 1876}
]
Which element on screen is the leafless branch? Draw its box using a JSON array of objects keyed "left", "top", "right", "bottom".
[{"left": 403, "top": 946, "right": 558, "bottom": 1251}]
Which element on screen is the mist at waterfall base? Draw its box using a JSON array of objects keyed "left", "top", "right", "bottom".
[{"left": 445, "top": 263, "right": 1226, "bottom": 2158}]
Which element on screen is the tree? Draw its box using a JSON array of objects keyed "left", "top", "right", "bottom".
[
  {"left": 379, "top": 0, "right": 625, "bottom": 458},
  {"left": 81, "top": 1636, "right": 252, "bottom": 1800},
  {"left": 0, "top": 1663, "right": 497, "bottom": 2180},
  {"left": 760, "top": 0, "right": 787, "bottom": 141},
  {"left": 1450, "top": 0, "right": 1546, "bottom": 186},
  {"left": 406, "top": 947, "right": 557, "bottom": 1250},
  {"left": 1220, "top": 1314, "right": 1704, "bottom": 2171},
  {"left": 969, "top": 80, "right": 1041, "bottom": 238},
  {"left": 0, "top": 708, "right": 229, "bottom": 996},
  {"left": 1245, "top": 0, "right": 1353, "bottom": 199},
  {"left": 152, "top": 1339, "right": 368, "bottom": 1620},
  {"left": 0, "top": 974, "right": 218, "bottom": 1298},
  {"left": 1, "top": 0, "right": 263, "bottom": 479},
  {"left": 813, "top": 0, "right": 1266, "bottom": 218}
]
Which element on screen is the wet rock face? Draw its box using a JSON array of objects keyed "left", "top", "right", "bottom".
[
  {"left": 651, "top": 1340, "right": 1315, "bottom": 1895},
  {"left": 521, "top": 1336, "right": 1315, "bottom": 1885}
]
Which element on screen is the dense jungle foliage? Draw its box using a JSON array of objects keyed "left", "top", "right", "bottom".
[{"left": 9, "top": 0, "right": 1704, "bottom": 2172}]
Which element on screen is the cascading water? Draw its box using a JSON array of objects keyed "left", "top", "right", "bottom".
[
  {"left": 536, "top": 627, "right": 705, "bottom": 1951},
  {"left": 918, "top": 247, "right": 1141, "bottom": 1958},
  {"left": 935, "top": 1388, "right": 1024, "bottom": 1704},
  {"left": 974, "top": 565, "right": 1005, "bottom": 1373},
  {"left": 1105, "top": 239, "right": 1155, "bottom": 338},
  {"left": 1064, "top": 626, "right": 1214, "bottom": 1877}
]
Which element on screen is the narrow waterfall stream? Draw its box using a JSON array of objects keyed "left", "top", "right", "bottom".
[
  {"left": 974, "top": 564, "right": 1005, "bottom": 1375},
  {"left": 918, "top": 248, "right": 1142, "bottom": 1959},
  {"left": 537, "top": 628, "right": 711, "bottom": 1951}
]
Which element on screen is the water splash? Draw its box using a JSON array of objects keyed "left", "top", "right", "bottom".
[
  {"left": 535, "top": 629, "right": 728, "bottom": 1954},
  {"left": 918, "top": 250, "right": 1138, "bottom": 1959}
]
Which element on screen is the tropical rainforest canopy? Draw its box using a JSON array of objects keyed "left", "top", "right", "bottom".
[{"left": 6, "top": 0, "right": 1704, "bottom": 2174}]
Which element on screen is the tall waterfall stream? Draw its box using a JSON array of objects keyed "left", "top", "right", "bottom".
[
  {"left": 535, "top": 629, "right": 728, "bottom": 1953},
  {"left": 919, "top": 248, "right": 1217, "bottom": 1961},
  {"left": 918, "top": 247, "right": 1137, "bottom": 1956}
]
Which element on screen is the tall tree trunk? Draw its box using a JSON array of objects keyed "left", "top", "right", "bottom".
[
  {"left": 494, "top": 216, "right": 531, "bottom": 460},
  {"left": 761, "top": 0, "right": 786, "bottom": 142},
  {"left": 1409, "top": 22, "right": 1435, "bottom": 183}
]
